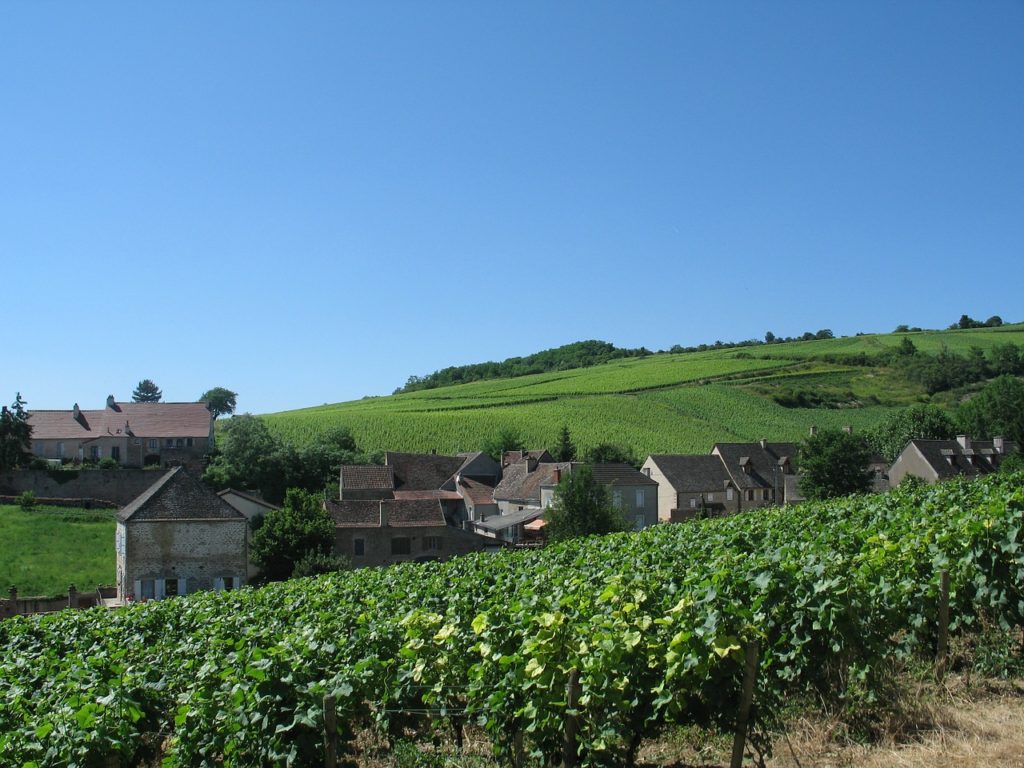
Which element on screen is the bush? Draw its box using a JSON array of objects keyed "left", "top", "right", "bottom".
[
  {"left": 292, "top": 551, "right": 350, "bottom": 578},
  {"left": 17, "top": 491, "right": 37, "bottom": 510},
  {"left": 97, "top": 457, "right": 119, "bottom": 470}
]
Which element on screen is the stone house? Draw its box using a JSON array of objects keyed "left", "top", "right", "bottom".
[
  {"left": 116, "top": 467, "right": 248, "bottom": 602},
  {"left": 590, "top": 463, "right": 660, "bottom": 529},
  {"left": 28, "top": 396, "right": 214, "bottom": 469},
  {"left": 217, "top": 488, "right": 279, "bottom": 579},
  {"left": 889, "top": 435, "right": 1017, "bottom": 486},
  {"left": 327, "top": 497, "right": 499, "bottom": 568}
]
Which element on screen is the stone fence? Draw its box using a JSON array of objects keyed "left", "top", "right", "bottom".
[
  {"left": 0, "top": 468, "right": 168, "bottom": 507},
  {"left": 0, "top": 585, "right": 104, "bottom": 620}
]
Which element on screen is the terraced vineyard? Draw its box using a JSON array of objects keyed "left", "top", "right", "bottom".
[
  {"left": 2, "top": 473, "right": 1021, "bottom": 766},
  {"left": 260, "top": 324, "right": 1024, "bottom": 456}
]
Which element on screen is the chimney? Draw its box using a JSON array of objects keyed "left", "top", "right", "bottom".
[
  {"left": 106, "top": 395, "right": 116, "bottom": 409},
  {"left": 956, "top": 435, "right": 970, "bottom": 450},
  {"left": 759, "top": 438, "right": 767, "bottom": 450},
  {"left": 809, "top": 425, "right": 817, "bottom": 437},
  {"left": 553, "top": 468, "right": 561, "bottom": 484},
  {"left": 73, "top": 403, "right": 81, "bottom": 420},
  {"left": 993, "top": 436, "right": 1005, "bottom": 454},
  {"left": 842, "top": 425, "right": 852, "bottom": 434}
]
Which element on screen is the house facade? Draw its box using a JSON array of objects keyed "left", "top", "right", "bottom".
[
  {"left": 590, "top": 463, "right": 660, "bottom": 529},
  {"left": 116, "top": 467, "right": 248, "bottom": 601},
  {"left": 889, "top": 435, "right": 1017, "bottom": 486},
  {"left": 29, "top": 396, "right": 214, "bottom": 469}
]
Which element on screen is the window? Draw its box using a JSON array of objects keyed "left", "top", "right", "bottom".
[
  {"left": 175, "top": 439, "right": 184, "bottom": 448},
  {"left": 57, "top": 442, "right": 65, "bottom": 458},
  {"left": 353, "top": 538, "right": 365, "bottom": 557},
  {"left": 186, "top": 438, "right": 194, "bottom": 447},
  {"left": 634, "top": 513, "right": 646, "bottom": 531},
  {"left": 164, "top": 578, "right": 180, "bottom": 597},
  {"left": 165, "top": 439, "right": 174, "bottom": 448},
  {"left": 635, "top": 489, "right": 645, "bottom": 508},
  {"left": 111, "top": 446, "right": 121, "bottom": 461},
  {"left": 746, "top": 490, "right": 755, "bottom": 501},
  {"left": 727, "top": 488, "right": 734, "bottom": 501},
  {"left": 89, "top": 445, "right": 101, "bottom": 460},
  {"left": 689, "top": 498, "right": 697, "bottom": 509},
  {"left": 140, "top": 579, "right": 155, "bottom": 601},
  {"left": 707, "top": 492, "right": 714, "bottom": 502},
  {"left": 35, "top": 443, "right": 46, "bottom": 457},
  {"left": 763, "top": 489, "right": 770, "bottom": 501},
  {"left": 215, "top": 577, "right": 236, "bottom": 591},
  {"left": 642, "top": 467, "right": 651, "bottom": 477},
  {"left": 612, "top": 491, "right": 623, "bottom": 509},
  {"left": 423, "top": 536, "right": 442, "bottom": 552},
  {"left": 391, "top": 537, "right": 411, "bottom": 556},
  {"left": 149, "top": 439, "right": 158, "bottom": 451}
]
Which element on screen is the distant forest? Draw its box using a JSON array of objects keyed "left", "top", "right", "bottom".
[{"left": 395, "top": 340, "right": 653, "bottom": 393}]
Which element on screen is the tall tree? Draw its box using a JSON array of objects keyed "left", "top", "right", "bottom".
[
  {"left": 481, "top": 427, "right": 525, "bottom": 462},
  {"left": 797, "top": 428, "right": 873, "bottom": 501},
  {"left": 0, "top": 392, "right": 33, "bottom": 471},
  {"left": 200, "top": 387, "right": 238, "bottom": 418},
  {"left": 545, "top": 466, "right": 631, "bottom": 542},
  {"left": 867, "top": 404, "right": 956, "bottom": 462},
  {"left": 551, "top": 424, "right": 577, "bottom": 462},
  {"left": 957, "top": 375, "right": 1024, "bottom": 446},
  {"left": 584, "top": 442, "right": 639, "bottom": 467},
  {"left": 250, "top": 489, "right": 335, "bottom": 582},
  {"left": 132, "top": 379, "right": 162, "bottom": 403}
]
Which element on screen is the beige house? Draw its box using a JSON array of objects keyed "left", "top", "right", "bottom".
[
  {"left": 29, "top": 396, "right": 214, "bottom": 469},
  {"left": 116, "top": 468, "right": 248, "bottom": 601},
  {"left": 889, "top": 435, "right": 1017, "bottom": 486},
  {"left": 218, "top": 488, "right": 279, "bottom": 579}
]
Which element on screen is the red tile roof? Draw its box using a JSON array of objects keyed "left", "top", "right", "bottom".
[
  {"left": 457, "top": 477, "right": 496, "bottom": 505},
  {"left": 29, "top": 402, "right": 212, "bottom": 441},
  {"left": 392, "top": 489, "right": 463, "bottom": 501}
]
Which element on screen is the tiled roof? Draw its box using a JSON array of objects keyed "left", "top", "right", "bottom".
[
  {"left": 217, "top": 488, "right": 279, "bottom": 512},
  {"left": 493, "top": 462, "right": 578, "bottom": 504},
  {"left": 457, "top": 477, "right": 496, "bottom": 505},
  {"left": 382, "top": 499, "right": 447, "bottom": 527},
  {"left": 590, "top": 463, "right": 658, "bottom": 486},
  {"left": 119, "top": 468, "right": 245, "bottom": 522},
  {"left": 340, "top": 465, "right": 395, "bottom": 491},
  {"left": 29, "top": 401, "right": 212, "bottom": 441},
  {"left": 713, "top": 443, "right": 798, "bottom": 490},
  {"left": 646, "top": 455, "right": 732, "bottom": 492},
  {"left": 501, "top": 449, "right": 554, "bottom": 468},
  {"left": 385, "top": 452, "right": 465, "bottom": 490},
  {"left": 473, "top": 506, "right": 544, "bottom": 531},
  {"left": 392, "top": 489, "right": 463, "bottom": 501},
  {"left": 907, "top": 438, "right": 1014, "bottom": 480},
  {"left": 326, "top": 499, "right": 381, "bottom": 527}
]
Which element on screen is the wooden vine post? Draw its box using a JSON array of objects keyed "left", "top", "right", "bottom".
[
  {"left": 730, "top": 641, "right": 761, "bottom": 768},
  {"left": 323, "top": 694, "right": 338, "bottom": 768},
  {"left": 563, "top": 668, "right": 582, "bottom": 768},
  {"left": 936, "top": 569, "right": 950, "bottom": 680}
]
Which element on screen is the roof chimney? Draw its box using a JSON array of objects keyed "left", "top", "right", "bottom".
[
  {"left": 106, "top": 395, "right": 116, "bottom": 409},
  {"left": 956, "top": 435, "right": 970, "bottom": 450},
  {"left": 993, "top": 436, "right": 1005, "bottom": 454},
  {"left": 759, "top": 438, "right": 767, "bottom": 449},
  {"left": 73, "top": 403, "right": 81, "bottom": 419}
]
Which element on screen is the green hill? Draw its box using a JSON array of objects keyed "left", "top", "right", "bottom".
[{"left": 261, "top": 324, "right": 1024, "bottom": 457}]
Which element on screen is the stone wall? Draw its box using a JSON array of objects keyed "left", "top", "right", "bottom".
[
  {"left": 334, "top": 524, "right": 495, "bottom": 569},
  {"left": 0, "top": 586, "right": 97, "bottom": 620},
  {"left": 121, "top": 518, "right": 249, "bottom": 599},
  {"left": 0, "top": 469, "right": 168, "bottom": 506}
]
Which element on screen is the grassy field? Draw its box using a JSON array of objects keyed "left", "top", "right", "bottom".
[
  {"left": 0, "top": 505, "right": 115, "bottom": 597},
  {"left": 259, "top": 324, "right": 1024, "bottom": 457}
]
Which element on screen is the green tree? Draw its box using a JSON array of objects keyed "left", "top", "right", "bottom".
[
  {"left": 545, "top": 466, "right": 631, "bottom": 542},
  {"left": 250, "top": 489, "right": 335, "bottom": 581},
  {"left": 866, "top": 404, "right": 956, "bottom": 462},
  {"left": 202, "top": 414, "right": 281, "bottom": 497},
  {"left": 200, "top": 387, "right": 238, "bottom": 419},
  {"left": 989, "top": 343, "right": 1023, "bottom": 377},
  {"left": 481, "top": 427, "right": 524, "bottom": 462},
  {"left": 797, "top": 429, "right": 873, "bottom": 501},
  {"left": 551, "top": 424, "right": 577, "bottom": 462},
  {"left": 583, "top": 442, "right": 639, "bottom": 467},
  {"left": 132, "top": 379, "right": 162, "bottom": 403},
  {"left": 0, "top": 393, "right": 33, "bottom": 471},
  {"left": 957, "top": 375, "right": 1024, "bottom": 446}
]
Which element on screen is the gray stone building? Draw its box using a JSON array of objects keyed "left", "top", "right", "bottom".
[
  {"left": 889, "top": 435, "right": 1017, "bottom": 486},
  {"left": 116, "top": 468, "right": 248, "bottom": 602}
]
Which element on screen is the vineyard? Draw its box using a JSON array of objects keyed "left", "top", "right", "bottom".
[
  {"left": 258, "top": 324, "right": 1024, "bottom": 457},
  {"left": 1, "top": 473, "right": 1022, "bottom": 766}
]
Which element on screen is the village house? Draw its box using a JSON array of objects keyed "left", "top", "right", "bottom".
[
  {"left": 888, "top": 435, "right": 1017, "bottom": 486},
  {"left": 217, "top": 488, "right": 279, "bottom": 579},
  {"left": 28, "top": 396, "right": 214, "bottom": 470},
  {"left": 116, "top": 467, "right": 248, "bottom": 602}
]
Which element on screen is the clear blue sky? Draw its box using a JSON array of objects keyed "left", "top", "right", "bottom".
[{"left": 4, "top": 3, "right": 1022, "bottom": 414}]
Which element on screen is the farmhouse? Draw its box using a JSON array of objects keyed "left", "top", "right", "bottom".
[
  {"left": 889, "top": 435, "right": 1017, "bottom": 486},
  {"left": 28, "top": 396, "right": 214, "bottom": 469},
  {"left": 116, "top": 467, "right": 248, "bottom": 602}
]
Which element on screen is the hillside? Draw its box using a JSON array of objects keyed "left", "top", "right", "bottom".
[{"left": 261, "top": 324, "right": 1024, "bottom": 457}]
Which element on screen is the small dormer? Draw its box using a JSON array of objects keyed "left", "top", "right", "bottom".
[
  {"left": 777, "top": 456, "right": 792, "bottom": 474},
  {"left": 941, "top": 448, "right": 956, "bottom": 467},
  {"left": 956, "top": 434, "right": 971, "bottom": 451},
  {"left": 739, "top": 456, "right": 751, "bottom": 474}
]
